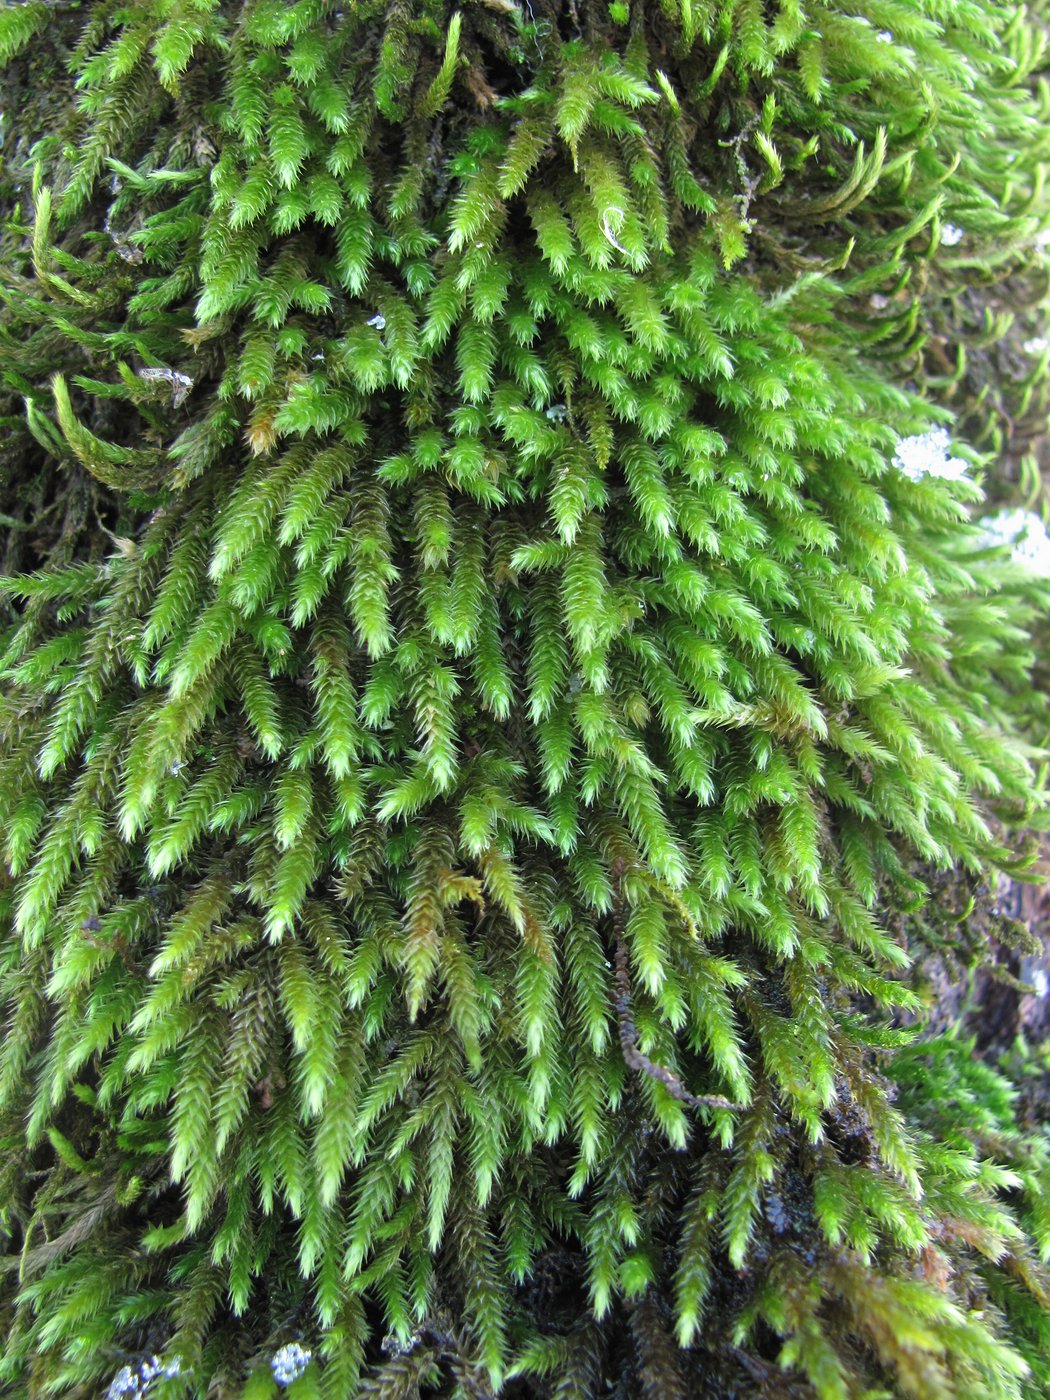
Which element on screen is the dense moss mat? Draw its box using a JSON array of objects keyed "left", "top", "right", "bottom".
[{"left": 2, "top": 2, "right": 1050, "bottom": 1395}]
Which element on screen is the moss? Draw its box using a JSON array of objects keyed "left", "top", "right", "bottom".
[{"left": 0, "top": 3, "right": 1049, "bottom": 1396}]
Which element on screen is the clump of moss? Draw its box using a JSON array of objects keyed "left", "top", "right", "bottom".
[{"left": 1, "top": 3, "right": 1049, "bottom": 1396}]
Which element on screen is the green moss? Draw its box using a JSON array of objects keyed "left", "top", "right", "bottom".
[{"left": 0, "top": 2, "right": 1049, "bottom": 1396}]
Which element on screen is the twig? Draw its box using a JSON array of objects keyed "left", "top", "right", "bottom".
[
  {"left": 610, "top": 875, "right": 741, "bottom": 1113},
  {"left": 718, "top": 114, "right": 761, "bottom": 226}
]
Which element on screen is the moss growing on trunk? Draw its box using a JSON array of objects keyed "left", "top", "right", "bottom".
[{"left": 1, "top": 3, "right": 1050, "bottom": 1396}]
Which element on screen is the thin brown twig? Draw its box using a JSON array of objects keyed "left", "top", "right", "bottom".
[{"left": 609, "top": 862, "right": 741, "bottom": 1113}]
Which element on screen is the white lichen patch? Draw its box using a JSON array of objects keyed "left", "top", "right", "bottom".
[
  {"left": 138, "top": 366, "right": 194, "bottom": 408},
  {"left": 271, "top": 1343, "right": 312, "bottom": 1387},
  {"left": 892, "top": 427, "right": 969, "bottom": 483},
  {"left": 974, "top": 509, "right": 1050, "bottom": 574}
]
